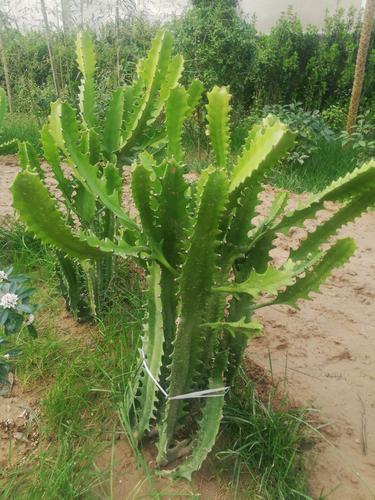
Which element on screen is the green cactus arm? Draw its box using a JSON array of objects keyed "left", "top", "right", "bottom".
[
  {"left": 167, "top": 352, "right": 228, "bottom": 480},
  {"left": 18, "top": 141, "right": 45, "bottom": 179},
  {"left": 120, "top": 31, "right": 173, "bottom": 154},
  {"left": 166, "top": 86, "right": 188, "bottom": 162},
  {"left": 81, "top": 127, "right": 101, "bottom": 165},
  {"left": 132, "top": 162, "right": 173, "bottom": 271},
  {"left": 215, "top": 266, "right": 294, "bottom": 299},
  {"left": 11, "top": 171, "right": 103, "bottom": 260},
  {"left": 221, "top": 119, "right": 293, "bottom": 267},
  {"left": 206, "top": 86, "right": 231, "bottom": 169},
  {"left": 41, "top": 124, "right": 73, "bottom": 202},
  {"left": 277, "top": 160, "right": 375, "bottom": 233},
  {"left": 242, "top": 160, "right": 375, "bottom": 275},
  {"left": 80, "top": 232, "right": 147, "bottom": 258},
  {"left": 73, "top": 185, "right": 97, "bottom": 223},
  {"left": 151, "top": 54, "right": 184, "bottom": 120},
  {"left": 271, "top": 238, "right": 356, "bottom": 309},
  {"left": 0, "top": 87, "right": 6, "bottom": 129},
  {"left": 76, "top": 32, "right": 96, "bottom": 128},
  {"left": 48, "top": 100, "right": 65, "bottom": 151},
  {"left": 291, "top": 191, "right": 374, "bottom": 262},
  {"left": 157, "top": 162, "right": 190, "bottom": 384},
  {"left": 59, "top": 102, "right": 140, "bottom": 234},
  {"left": 103, "top": 88, "right": 124, "bottom": 158},
  {"left": 157, "top": 169, "right": 229, "bottom": 461},
  {"left": 186, "top": 79, "right": 204, "bottom": 117},
  {"left": 134, "top": 262, "right": 165, "bottom": 439},
  {"left": 229, "top": 116, "right": 294, "bottom": 193},
  {"left": 203, "top": 318, "right": 263, "bottom": 338}
]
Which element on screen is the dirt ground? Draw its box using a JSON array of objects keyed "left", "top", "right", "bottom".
[
  {"left": 249, "top": 186, "right": 375, "bottom": 499},
  {"left": 1, "top": 156, "right": 374, "bottom": 498}
]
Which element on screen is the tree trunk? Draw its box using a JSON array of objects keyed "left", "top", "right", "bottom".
[
  {"left": 0, "top": 32, "right": 12, "bottom": 114},
  {"left": 346, "top": 0, "right": 375, "bottom": 133},
  {"left": 40, "top": 0, "right": 60, "bottom": 96}
]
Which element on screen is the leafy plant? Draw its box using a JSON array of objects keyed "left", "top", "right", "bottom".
[
  {"left": 10, "top": 32, "right": 375, "bottom": 479},
  {"left": 340, "top": 110, "right": 375, "bottom": 163},
  {"left": 13, "top": 30, "right": 201, "bottom": 321},
  {"left": 0, "top": 266, "right": 38, "bottom": 386},
  {"left": 321, "top": 103, "right": 347, "bottom": 131},
  {"left": 261, "top": 102, "right": 335, "bottom": 166}
]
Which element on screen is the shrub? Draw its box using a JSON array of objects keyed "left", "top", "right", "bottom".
[
  {"left": 171, "top": 0, "right": 257, "bottom": 107},
  {"left": 0, "top": 267, "right": 38, "bottom": 387},
  {"left": 260, "top": 102, "right": 335, "bottom": 166}
]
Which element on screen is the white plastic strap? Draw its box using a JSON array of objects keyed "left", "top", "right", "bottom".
[{"left": 140, "top": 348, "right": 229, "bottom": 401}]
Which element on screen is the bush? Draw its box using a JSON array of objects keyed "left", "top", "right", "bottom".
[
  {"left": 260, "top": 102, "right": 335, "bottom": 166},
  {"left": 171, "top": 0, "right": 257, "bottom": 107}
]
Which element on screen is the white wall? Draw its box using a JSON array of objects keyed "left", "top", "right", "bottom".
[{"left": 240, "top": 0, "right": 363, "bottom": 31}]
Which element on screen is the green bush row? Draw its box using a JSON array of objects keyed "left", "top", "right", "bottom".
[{"left": 0, "top": 4, "right": 374, "bottom": 118}]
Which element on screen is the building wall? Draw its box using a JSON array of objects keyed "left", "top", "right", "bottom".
[{"left": 241, "top": 0, "right": 363, "bottom": 32}]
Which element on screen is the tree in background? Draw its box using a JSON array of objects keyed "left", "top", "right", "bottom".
[
  {"left": 172, "top": 0, "right": 257, "bottom": 108},
  {"left": 347, "top": 0, "right": 375, "bottom": 132}
]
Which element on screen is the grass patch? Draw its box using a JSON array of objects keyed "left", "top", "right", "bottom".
[
  {"left": 0, "top": 113, "right": 41, "bottom": 152},
  {"left": 219, "top": 369, "right": 312, "bottom": 499},
  {"left": 0, "top": 221, "right": 49, "bottom": 272},
  {"left": 267, "top": 139, "right": 358, "bottom": 193}
]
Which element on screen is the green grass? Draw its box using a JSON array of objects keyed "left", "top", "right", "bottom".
[
  {"left": 219, "top": 369, "right": 312, "bottom": 499},
  {"left": 0, "top": 221, "right": 48, "bottom": 272},
  {"left": 267, "top": 139, "right": 359, "bottom": 193},
  {"left": 1, "top": 283, "right": 144, "bottom": 498},
  {"left": 0, "top": 113, "right": 41, "bottom": 152}
]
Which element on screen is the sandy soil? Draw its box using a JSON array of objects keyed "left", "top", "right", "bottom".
[
  {"left": 0, "top": 156, "right": 18, "bottom": 217},
  {"left": 248, "top": 187, "right": 375, "bottom": 499},
  {"left": 1, "top": 157, "right": 374, "bottom": 498}
]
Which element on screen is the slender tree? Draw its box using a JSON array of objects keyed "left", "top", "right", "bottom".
[
  {"left": 346, "top": 0, "right": 375, "bottom": 132},
  {"left": 40, "top": 0, "right": 60, "bottom": 96}
]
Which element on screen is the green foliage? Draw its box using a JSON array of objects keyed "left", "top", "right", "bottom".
[
  {"left": 171, "top": 0, "right": 257, "bottom": 106},
  {"left": 340, "top": 111, "right": 375, "bottom": 163},
  {"left": 0, "top": 6, "right": 374, "bottom": 119},
  {"left": 219, "top": 370, "right": 310, "bottom": 499},
  {"left": 268, "top": 138, "right": 358, "bottom": 193},
  {"left": 0, "top": 88, "right": 6, "bottom": 129},
  {"left": 0, "top": 267, "right": 38, "bottom": 386},
  {"left": 260, "top": 102, "right": 335, "bottom": 166}
]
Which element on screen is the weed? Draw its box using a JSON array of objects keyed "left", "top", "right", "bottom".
[
  {"left": 0, "top": 114, "right": 41, "bottom": 152},
  {"left": 267, "top": 139, "right": 358, "bottom": 193},
  {"left": 219, "top": 369, "right": 312, "bottom": 499}
]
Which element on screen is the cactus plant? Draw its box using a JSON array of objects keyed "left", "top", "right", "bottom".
[
  {"left": 13, "top": 31, "right": 201, "bottom": 321},
  {"left": 10, "top": 32, "right": 375, "bottom": 477}
]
